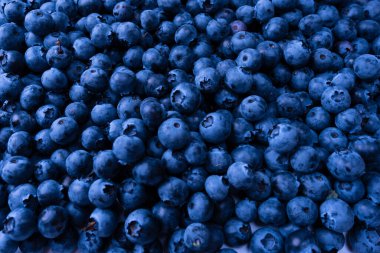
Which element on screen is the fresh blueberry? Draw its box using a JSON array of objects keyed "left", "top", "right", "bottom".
[{"left": 320, "top": 198, "right": 354, "bottom": 233}]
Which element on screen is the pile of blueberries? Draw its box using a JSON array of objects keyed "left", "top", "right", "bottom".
[{"left": 0, "top": 0, "right": 379, "bottom": 252}]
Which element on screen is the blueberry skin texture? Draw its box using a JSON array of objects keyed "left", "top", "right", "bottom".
[
  {"left": 354, "top": 199, "right": 380, "bottom": 228},
  {"left": 0, "top": 231, "right": 18, "bottom": 253},
  {"left": 3, "top": 208, "right": 36, "bottom": 241},
  {"left": 124, "top": 209, "right": 159, "bottom": 246},
  {"left": 0, "top": 73, "right": 23, "bottom": 102},
  {"left": 8, "top": 183, "right": 38, "bottom": 211},
  {"left": 206, "top": 147, "right": 232, "bottom": 174},
  {"left": 168, "top": 229, "right": 190, "bottom": 253},
  {"left": 271, "top": 172, "right": 299, "bottom": 201},
  {"left": 268, "top": 123, "right": 299, "bottom": 154},
  {"left": 290, "top": 146, "right": 320, "bottom": 174},
  {"left": 285, "top": 229, "right": 321, "bottom": 253},
  {"left": 110, "top": 66, "right": 136, "bottom": 95},
  {"left": 283, "top": 40, "right": 311, "bottom": 68},
  {"left": 258, "top": 197, "right": 287, "bottom": 226},
  {"left": 286, "top": 196, "right": 318, "bottom": 227},
  {"left": 224, "top": 219, "right": 253, "bottom": 247},
  {"left": 93, "top": 150, "right": 120, "bottom": 179},
  {"left": 320, "top": 198, "right": 354, "bottom": 233},
  {"left": 365, "top": 173, "right": 380, "bottom": 204},
  {"left": 199, "top": 111, "right": 232, "bottom": 144},
  {"left": 224, "top": 66, "right": 253, "bottom": 94},
  {"left": 227, "top": 162, "right": 254, "bottom": 190},
  {"left": 348, "top": 225, "right": 380, "bottom": 253},
  {"left": 68, "top": 179, "right": 91, "bottom": 207},
  {"left": 78, "top": 230, "right": 104, "bottom": 253},
  {"left": 334, "top": 179, "right": 365, "bottom": 204},
  {"left": 235, "top": 199, "right": 257, "bottom": 223},
  {"left": 239, "top": 95, "right": 267, "bottom": 122},
  {"left": 158, "top": 118, "right": 191, "bottom": 150},
  {"left": 65, "top": 150, "right": 93, "bottom": 178},
  {"left": 299, "top": 172, "right": 331, "bottom": 202},
  {"left": 88, "top": 179, "right": 117, "bottom": 209},
  {"left": 250, "top": 227, "right": 284, "bottom": 253},
  {"left": 0, "top": 23, "right": 25, "bottom": 51},
  {"left": 318, "top": 127, "right": 348, "bottom": 153},
  {"left": 161, "top": 149, "right": 189, "bottom": 175},
  {"left": 321, "top": 86, "right": 351, "bottom": 114},
  {"left": 205, "top": 175, "right": 229, "bottom": 202},
  {"left": 158, "top": 177, "right": 189, "bottom": 207},
  {"left": 1, "top": 156, "right": 33, "bottom": 185},
  {"left": 38, "top": 205, "right": 68, "bottom": 239},
  {"left": 335, "top": 108, "right": 362, "bottom": 133},
  {"left": 80, "top": 67, "right": 109, "bottom": 92},
  {"left": 353, "top": 54, "right": 380, "bottom": 80},
  {"left": 152, "top": 202, "right": 180, "bottom": 234},
  {"left": 112, "top": 135, "right": 145, "bottom": 165},
  {"left": 7, "top": 131, "right": 33, "bottom": 157},
  {"left": 187, "top": 192, "right": 213, "bottom": 223},
  {"left": 88, "top": 208, "right": 118, "bottom": 238},
  {"left": 184, "top": 223, "right": 210, "bottom": 252},
  {"left": 118, "top": 178, "right": 148, "bottom": 212},
  {"left": 49, "top": 117, "right": 79, "bottom": 146},
  {"left": 315, "top": 228, "right": 345, "bottom": 252},
  {"left": 37, "top": 179, "right": 64, "bottom": 206},
  {"left": 327, "top": 150, "right": 365, "bottom": 181},
  {"left": 132, "top": 157, "right": 164, "bottom": 186},
  {"left": 306, "top": 106, "right": 330, "bottom": 131}
]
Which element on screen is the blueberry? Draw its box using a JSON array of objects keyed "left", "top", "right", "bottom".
[
  {"left": 255, "top": 0, "right": 275, "bottom": 23},
  {"left": 235, "top": 199, "right": 257, "bottom": 223},
  {"left": 3, "top": 208, "right": 36, "bottom": 241},
  {"left": 320, "top": 198, "right": 354, "bottom": 233},
  {"left": 38, "top": 205, "right": 68, "bottom": 239},
  {"left": 199, "top": 111, "right": 232, "bottom": 144},
  {"left": 249, "top": 227, "right": 284, "bottom": 253},
  {"left": 132, "top": 157, "right": 164, "bottom": 186},
  {"left": 113, "top": 135, "right": 145, "bottom": 165},
  {"left": 8, "top": 183, "right": 38, "bottom": 211},
  {"left": 0, "top": 23, "right": 25, "bottom": 51},
  {"left": 258, "top": 197, "right": 287, "bottom": 226},
  {"left": 158, "top": 177, "right": 189, "bottom": 207},
  {"left": 170, "top": 82, "right": 201, "bottom": 114},
  {"left": 327, "top": 150, "right": 365, "bottom": 181},
  {"left": 1, "top": 156, "right": 33, "bottom": 185},
  {"left": 286, "top": 196, "right": 318, "bottom": 226},
  {"left": 315, "top": 228, "right": 345, "bottom": 252},
  {"left": 37, "top": 179, "right": 64, "bottom": 206},
  {"left": 68, "top": 179, "right": 91, "bottom": 207},
  {"left": 290, "top": 146, "right": 320, "bottom": 173},
  {"left": 205, "top": 175, "right": 229, "bottom": 202},
  {"left": 348, "top": 225, "right": 380, "bottom": 253},
  {"left": 65, "top": 150, "right": 93, "bottom": 178},
  {"left": 88, "top": 179, "right": 117, "bottom": 208},
  {"left": 285, "top": 229, "right": 321, "bottom": 253},
  {"left": 365, "top": 173, "right": 380, "bottom": 204},
  {"left": 184, "top": 223, "right": 210, "bottom": 251},
  {"left": 271, "top": 172, "right": 299, "bottom": 201},
  {"left": 19, "top": 233, "right": 48, "bottom": 253},
  {"left": 224, "top": 218, "right": 252, "bottom": 247},
  {"left": 0, "top": 231, "right": 18, "bottom": 253},
  {"left": 354, "top": 199, "right": 380, "bottom": 228},
  {"left": 34, "top": 158, "right": 60, "bottom": 181},
  {"left": 87, "top": 208, "right": 118, "bottom": 238},
  {"left": 299, "top": 172, "right": 331, "bottom": 202},
  {"left": 125, "top": 209, "right": 159, "bottom": 245},
  {"left": 268, "top": 123, "right": 299, "bottom": 154},
  {"left": 168, "top": 229, "right": 189, "bottom": 253},
  {"left": 80, "top": 67, "right": 109, "bottom": 92},
  {"left": 152, "top": 202, "right": 180, "bottom": 234},
  {"left": 353, "top": 54, "right": 380, "bottom": 80},
  {"left": 283, "top": 40, "right": 311, "bottom": 67},
  {"left": 78, "top": 230, "right": 104, "bottom": 253}
]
